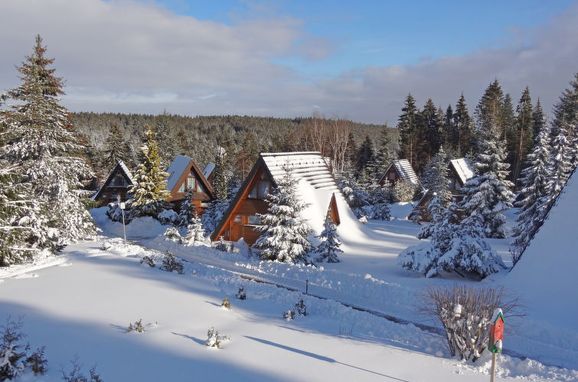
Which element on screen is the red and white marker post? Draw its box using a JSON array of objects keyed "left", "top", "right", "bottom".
[{"left": 488, "top": 308, "right": 505, "bottom": 382}]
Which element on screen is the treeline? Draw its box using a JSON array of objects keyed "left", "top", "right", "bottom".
[
  {"left": 398, "top": 81, "right": 545, "bottom": 186},
  {"left": 73, "top": 112, "right": 397, "bottom": 182}
]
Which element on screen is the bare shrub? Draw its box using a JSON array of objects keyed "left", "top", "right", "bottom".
[
  {"left": 127, "top": 319, "right": 145, "bottom": 333},
  {"left": 205, "top": 327, "right": 230, "bottom": 349},
  {"left": 61, "top": 357, "right": 103, "bottom": 382},
  {"left": 422, "top": 285, "right": 520, "bottom": 361}
]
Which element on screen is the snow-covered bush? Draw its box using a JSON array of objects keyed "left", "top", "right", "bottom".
[
  {"left": 214, "top": 237, "right": 231, "bottom": 252},
  {"left": 0, "top": 318, "right": 47, "bottom": 380},
  {"left": 205, "top": 327, "right": 230, "bottom": 349},
  {"left": 313, "top": 218, "right": 342, "bottom": 263},
  {"left": 221, "top": 297, "right": 231, "bottom": 310},
  {"left": 140, "top": 255, "right": 155, "bottom": 268},
  {"left": 423, "top": 286, "right": 518, "bottom": 361},
  {"left": 283, "top": 299, "right": 308, "bottom": 320},
  {"left": 61, "top": 358, "right": 103, "bottom": 382},
  {"left": 180, "top": 215, "right": 205, "bottom": 246},
  {"left": 398, "top": 201, "right": 505, "bottom": 279},
  {"left": 163, "top": 226, "right": 181, "bottom": 242},
  {"left": 127, "top": 319, "right": 145, "bottom": 333},
  {"left": 157, "top": 209, "right": 178, "bottom": 225},
  {"left": 392, "top": 180, "right": 417, "bottom": 202},
  {"left": 160, "top": 252, "right": 184, "bottom": 274},
  {"left": 235, "top": 287, "right": 246, "bottom": 300}
]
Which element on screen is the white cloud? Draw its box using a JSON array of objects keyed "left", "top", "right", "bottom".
[{"left": 0, "top": 0, "right": 577, "bottom": 124}]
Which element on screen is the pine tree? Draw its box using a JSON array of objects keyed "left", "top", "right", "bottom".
[
  {"left": 0, "top": 35, "right": 95, "bottom": 248},
  {"left": 551, "top": 73, "right": 578, "bottom": 165},
  {"left": 460, "top": 128, "right": 514, "bottom": 238},
  {"left": 417, "top": 99, "right": 443, "bottom": 171},
  {"left": 211, "top": 148, "right": 230, "bottom": 200},
  {"left": 510, "top": 123, "right": 552, "bottom": 264},
  {"left": 129, "top": 127, "right": 170, "bottom": 217},
  {"left": 254, "top": 165, "right": 311, "bottom": 263},
  {"left": 314, "top": 217, "right": 342, "bottom": 263},
  {"left": 102, "top": 124, "right": 131, "bottom": 170},
  {"left": 475, "top": 80, "right": 505, "bottom": 152},
  {"left": 453, "top": 94, "right": 474, "bottom": 156},
  {"left": 182, "top": 213, "right": 205, "bottom": 245}
]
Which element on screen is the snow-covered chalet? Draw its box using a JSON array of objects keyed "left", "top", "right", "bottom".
[
  {"left": 378, "top": 159, "right": 420, "bottom": 188},
  {"left": 211, "top": 152, "right": 357, "bottom": 245},
  {"left": 165, "top": 155, "right": 215, "bottom": 213},
  {"left": 93, "top": 160, "right": 135, "bottom": 204}
]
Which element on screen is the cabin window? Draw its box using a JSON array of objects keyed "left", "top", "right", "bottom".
[
  {"left": 247, "top": 215, "right": 261, "bottom": 225},
  {"left": 110, "top": 173, "right": 127, "bottom": 187},
  {"left": 187, "top": 177, "right": 196, "bottom": 191},
  {"left": 249, "top": 180, "right": 271, "bottom": 199},
  {"left": 178, "top": 183, "right": 185, "bottom": 193},
  {"left": 233, "top": 215, "right": 242, "bottom": 223}
]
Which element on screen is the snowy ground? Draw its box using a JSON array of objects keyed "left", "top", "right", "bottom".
[{"left": 0, "top": 207, "right": 576, "bottom": 381}]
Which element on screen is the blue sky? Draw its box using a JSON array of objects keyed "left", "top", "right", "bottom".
[
  {"left": 2, "top": 0, "right": 578, "bottom": 123},
  {"left": 149, "top": 0, "right": 575, "bottom": 77}
]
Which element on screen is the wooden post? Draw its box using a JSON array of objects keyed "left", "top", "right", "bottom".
[
  {"left": 305, "top": 279, "right": 309, "bottom": 295},
  {"left": 490, "top": 352, "right": 497, "bottom": 382}
]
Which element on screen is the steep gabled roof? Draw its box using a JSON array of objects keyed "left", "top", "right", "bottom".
[
  {"left": 449, "top": 158, "right": 475, "bottom": 186},
  {"left": 506, "top": 168, "right": 578, "bottom": 330},
  {"left": 92, "top": 160, "right": 134, "bottom": 201},
  {"left": 211, "top": 152, "right": 359, "bottom": 241},
  {"left": 165, "top": 155, "right": 214, "bottom": 197},
  {"left": 380, "top": 159, "right": 420, "bottom": 185},
  {"left": 203, "top": 162, "right": 216, "bottom": 179}
]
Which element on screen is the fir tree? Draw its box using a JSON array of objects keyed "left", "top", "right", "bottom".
[
  {"left": 0, "top": 35, "right": 95, "bottom": 249},
  {"left": 254, "top": 165, "right": 311, "bottom": 263},
  {"left": 371, "top": 127, "right": 392, "bottom": 181},
  {"left": 510, "top": 123, "right": 552, "bottom": 264},
  {"left": 475, "top": 80, "right": 505, "bottom": 151},
  {"left": 460, "top": 128, "right": 514, "bottom": 238},
  {"left": 182, "top": 213, "right": 205, "bottom": 245},
  {"left": 129, "top": 127, "right": 170, "bottom": 217},
  {"left": 314, "top": 217, "right": 342, "bottom": 263},
  {"left": 551, "top": 73, "right": 578, "bottom": 165},
  {"left": 419, "top": 99, "right": 443, "bottom": 169},
  {"left": 355, "top": 135, "right": 375, "bottom": 178},
  {"left": 211, "top": 148, "right": 230, "bottom": 201}
]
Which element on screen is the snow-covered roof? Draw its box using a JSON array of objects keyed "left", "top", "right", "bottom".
[
  {"left": 203, "top": 162, "right": 215, "bottom": 179},
  {"left": 166, "top": 155, "right": 192, "bottom": 192},
  {"left": 392, "top": 159, "right": 420, "bottom": 185},
  {"left": 260, "top": 152, "right": 360, "bottom": 238},
  {"left": 505, "top": 169, "right": 578, "bottom": 331},
  {"left": 449, "top": 158, "right": 475, "bottom": 185}
]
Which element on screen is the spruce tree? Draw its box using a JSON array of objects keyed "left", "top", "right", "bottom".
[
  {"left": 418, "top": 99, "right": 443, "bottom": 171},
  {"left": 371, "top": 127, "right": 392, "bottom": 180},
  {"left": 314, "top": 217, "right": 342, "bottom": 263},
  {"left": 0, "top": 35, "right": 95, "bottom": 248},
  {"left": 510, "top": 123, "right": 552, "bottom": 264},
  {"left": 551, "top": 73, "right": 578, "bottom": 165},
  {"left": 453, "top": 94, "right": 473, "bottom": 156},
  {"left": 398, "top": 94, "right": 419, "bottom": 166},
  {"left": 254, "top": 165, "right": 311, "bottom": 263},
  {"left": 129, "top": 127, "right": 170, "bottom": 217},
  {"left": 421, "top": 147, "right": 451, "bottom": 204},
  {"left": 460, "top": 128, "right": 514, "bottom": 238},
  {"left": 475, "top": 80, "right": 505, "bottom": 151},
  {"left": 544, "top": 124, "right": 572, "bottom": 205}
]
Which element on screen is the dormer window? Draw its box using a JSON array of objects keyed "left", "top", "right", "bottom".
[
  {"left": 249, "top": 180, "right": 271, "bottom": 199},
  {"left": 110, "top": 173, "right": 127, "bottom": 187}
]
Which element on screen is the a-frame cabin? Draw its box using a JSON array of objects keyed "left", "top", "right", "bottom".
[
  {"left": 93, "top": 160, "right": 135, "bottom": 204},
  {"left": 165, "top": 155, "right": 215, "bottom": 213},
  {"left": 378, "top": 159, "right": 420, "bottom": 188},
  {"left": 211, "top": 152, "right": 347, "bottom": 245}
]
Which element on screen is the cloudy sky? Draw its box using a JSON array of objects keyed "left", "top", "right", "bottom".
[{"left": 0, "top": 0, "right": 577, "bottom": 124}]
